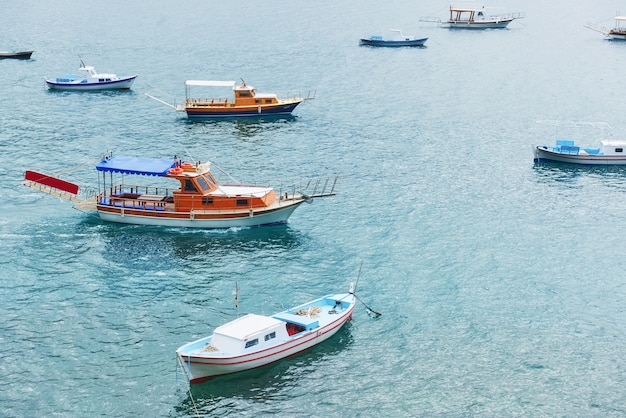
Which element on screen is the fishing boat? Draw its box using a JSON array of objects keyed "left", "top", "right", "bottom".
[
  {"left": 533, "top": 121, "right": 626, "bottom": 165},
  {"left": 176, "top": 284, "right": 356, "bottom": 383},
  {"left": 45, "top": 57, "right": 136, "bottom": 91},
  {"left": 147, "top": 79, "right": 312, "bottom": 119},
  {"left": 421, "top": 4, "right": 524, "bottom": 29},
  {"left": 585, "top": 15, "right": 626, "bottom": 40},
  {"left": 22, "top": 153, "right": 339, "bottom": 229},
  {"left": 533, "top": 140, "right": 626, "bottom": 165},
  {"left": 0, "top": 50, "right": 33, "bottom": 59},
  {"left": 360, "top": 30, "right": 428, "bottom": 47}
]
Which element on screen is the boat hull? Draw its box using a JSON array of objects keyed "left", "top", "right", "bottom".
[
  {"left": 359, "top": 38, "right": 427, "bottom": 47},
  {"left": 534, "top": 147, "right": 626, "bottom": 165},
  {"left": 95, "top": 200, "right": 303, "bottom": 228},
  {"left": 185, "top": 100, "right": 303, "bottom": 119},
  {"left": 447, "top": 19, "right": 513, "bottom": 29},
  {"left": 0, "top": 51, "right": 33, "bottom": 59},
  {"left": 178, "top": 299, "right": 354, "bottom": 383},
  {"left": 45, "top": 76, "right": 136, "bottom": 91}
]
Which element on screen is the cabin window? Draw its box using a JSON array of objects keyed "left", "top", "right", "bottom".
[
  {"left": 202, "top": 197, "right": 214, "bottom": 205},
  {"left": 245, "top": 338, "right": 259, "bottom": 349},
  {"left": 183, "top": 179, "right": 198, "bottom": 192},
  {"left": 264, "top": 99, "right": 272, "bottom": 104},
  {"left": 203, "top": 174, "right": 216, "bottom": 186},
  {"left": 236, "top": 199, "right": 249, "bottom": 206},
  {"left": 255, "top": 99, "right": 261, "bottom": 104},
  {"left": 616, "top": 148, "right": 623, "bottom": 153},
  {"left": 264, "top": 332, "right": 276, "bottom": 341},
  {"left": 196, "top": 176, "right": 212, "bottom": 192},
  {"left": 239, "top": 90, "right": 251, "bottom": 97}
]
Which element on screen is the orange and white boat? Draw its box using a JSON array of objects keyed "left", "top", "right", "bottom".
[
  {"left": 147, "top": 80, "right": 313, "bottom": 119},
  {"left": 23, "top": 153, "right": 338, "bottom": 229}
]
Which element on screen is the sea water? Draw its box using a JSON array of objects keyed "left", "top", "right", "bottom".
[{"left": 1, "top": 0, "right": 626, "bottom": 416}]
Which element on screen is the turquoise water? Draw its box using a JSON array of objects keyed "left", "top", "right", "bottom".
[{"left": 2, "top": 0, "right": 626, "bottom": 416}]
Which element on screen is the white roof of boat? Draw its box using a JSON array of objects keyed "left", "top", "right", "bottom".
[
  {"left": 601, "top": 139, "right": 626, "bottom": 146},
  {"left": 615, "top": 16, "right": 626, "bottom": 21},
  {"left": 214, "top": 314, "right": 283, "bottom": 340},
  {"left": 185, "top": 80, "right": 236, "bottom": 87}
]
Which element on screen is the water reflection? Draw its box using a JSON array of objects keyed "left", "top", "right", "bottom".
[
  {"left": 173, "top": 325, "right": 354, "bottom": 416},
  {"left": 181, "top": 115, "right": 297, "bottom": 139},
  {"left": 532, "top": 161, "right": 626, "bottom": 185},
  {"left": 87, "top": 222, "right": 306, "bottom": 266}
]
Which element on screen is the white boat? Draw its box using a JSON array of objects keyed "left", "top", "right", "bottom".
[
  {"left": 533, "top": 121, "right": 626, "bottom": 165},
  {"left": 176, "top": 285, "right": 356, "bottom": 383},
  {"left": 534, "top": 140, "right": 626, "bottom": 165},
  {"left": 421, "top": 3, "right": 524, "bottom": 29},
  {"left": 45, "top": 57, "right": 136, "bottom": 91},
  {"left": 585, "top": 15, "right": 626, "bottom": 40}
]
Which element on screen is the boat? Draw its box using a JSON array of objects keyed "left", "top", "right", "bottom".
[
  {"left": 360, "top": 30, "right": 428, "bottom": 47},
  {"left": 22, "top": 153, "right": 339, "bottom": 229},
  {"left": 176, "top": 284, "right": 356, "bottom": 383},
  {"left": 421, "top": 4, "right": 524, "bottom": 29},
  {"left": 534, "top": 140, "right": 626, "bottom": 165},
  {"left": 147, "top": 79, "right": 312, "bottom": 119},
  {"left": 585, "top": 15, "right": 626, "bottom": 40},
  {"left": 45, "top": 57, "right": 136, "bottom": 91},
  {"left": 0, "top": 50, "right": 33, "bottom": 60},
  {"left": 533, "top": 121, "right": 626, "bottom": 165}
]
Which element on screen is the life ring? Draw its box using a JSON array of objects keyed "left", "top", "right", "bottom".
[
  {"left": 169, "top": 167, "right": 183, "bottom": 175},
  {"left": 180, "top": 162, "right": 194, "bottom": 170}
]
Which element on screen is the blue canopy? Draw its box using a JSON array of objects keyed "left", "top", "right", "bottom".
[{"left": 95, "top": 156, "right": 176, "bottom": 176}]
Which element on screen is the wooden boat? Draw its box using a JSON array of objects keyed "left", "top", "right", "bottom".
[
  {"left": 22, "top": 153, "right": 339, "bottom": 229},
  {"left": 534, "top": 140, "right": 626, "bottom": 165},
  {"left": 147, "top": 79, "right": 312, "bottom": 119},
  {"left": 45, "top": 57, "right": 136, "bottom": 91},
  {"left": 0, "top": 50, "right": 33, "bottom": 59},
  {"left": 360, "top": 30, "right": 428, "bottom": 47},
  {"left": 421, "top": 4, "right": 524, "bottom": 29},
  {"left": 585, "top": 15, "right": 626, "bottom": 40},
  {"left": 533, "top": 121, "right": 626, "bottom": 165},
  {"left": 176, "top": 284, "right": 356, "bottom": 383}
]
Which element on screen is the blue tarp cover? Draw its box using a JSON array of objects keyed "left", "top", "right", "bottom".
[{"left": 95, "top": 156, "right": 176, "bottom": 176}]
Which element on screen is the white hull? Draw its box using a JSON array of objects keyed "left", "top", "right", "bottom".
[
  {"left": 447, "top": 20, "right": 512, "bottom": 29},
  {"left": 96, "top": 201, "right": 303, "bottom": 228},
  {"left": 178, "top": 304, "right": 354, "bottom": 383},
  {"left": 46, "top": 76, "right": 136, "bottom": 91},
  {"left": 534, "top": 147, "right": 626, "bottom": 165}
]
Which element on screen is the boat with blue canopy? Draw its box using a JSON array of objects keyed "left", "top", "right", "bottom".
[{"left": 23, "top": 153, "right": 340, "bottom": 229}]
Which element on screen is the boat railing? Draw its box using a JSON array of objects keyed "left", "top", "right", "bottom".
[
  {"left": 275, "top": 175, "right": 341, "bottom": 201},
  {"left": 186, "top": 98, "right": 231, "bottom": 107}
]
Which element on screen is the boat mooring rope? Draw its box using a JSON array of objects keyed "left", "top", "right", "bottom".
[{"left": 176, "top": 355, "right": 201, "bottom": 418}]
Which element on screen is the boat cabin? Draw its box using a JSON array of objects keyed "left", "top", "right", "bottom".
[
  {"left": 600, "top": 140, "right": 626, "bottom": 155},
  {"left": 184, "top": 80, "right": 280, "bottom": 108},
  {"left": 211, "top": 314, "right": 290, "bottom": 353},
  {"left": 95, "top": 156, "right": 277, "bottom": 213}
]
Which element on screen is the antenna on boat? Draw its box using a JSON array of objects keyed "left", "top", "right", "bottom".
[
  {"left": 234, "top": 282, "right": 240, "bottom": 318},
  {"left": 240, "top": 78, "right": 246, "bottom": 86},
  {"left": 78, "top": 54, "right": 86, "bottom": 68},
  {"left": 352, "top": 260, "right": 381, "bottom": 317}
]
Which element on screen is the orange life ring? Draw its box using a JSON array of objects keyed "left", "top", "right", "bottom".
[
  {"left": 169, "top": 167, "right": 183, "bottom": 175},
  {"left": 180, "top": 162, "right": 194, "bottom": 169}
]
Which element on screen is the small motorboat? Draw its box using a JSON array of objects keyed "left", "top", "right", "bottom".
[
  {"left": 147, "top": 79, "right": 312, "bottom": 119},
  {"left": 176, "top": 284, "right": 356, "bottom": 383},
  {"left": 0, "top": 50, "right": 33, "bottom": 60},
  {"left": 45, "top": 57, "right": 136, "bottom": 91},
  {"left": 360, "top": 30, "right": 428, "bottom": 47},
  {"left": 22, "top": 153, "right": 339, "bottom": 229}
]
